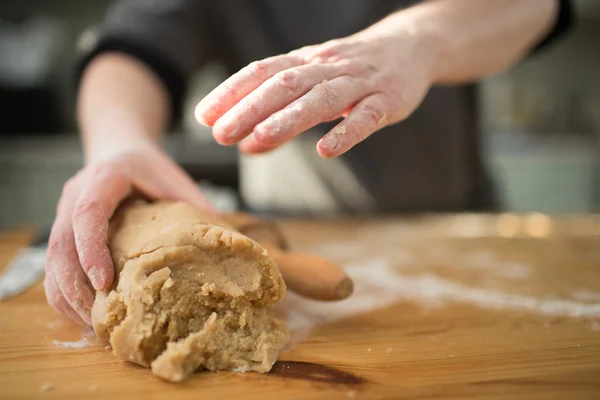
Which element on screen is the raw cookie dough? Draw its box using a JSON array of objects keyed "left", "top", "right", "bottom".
[{"left": 92, "top": 200, "right": 289, "bottom": 382}]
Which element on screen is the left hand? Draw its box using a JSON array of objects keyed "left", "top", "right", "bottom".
[{"left": 194, "top": 29, "right": 437, "bottom": 157}]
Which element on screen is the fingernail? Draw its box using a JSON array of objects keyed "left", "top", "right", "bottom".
[
  {"left": 194, "top": 103, "right": 210, "bottom": 126},
  {"left": 316, "top": 139, "right": 336, "bottom": 158},
  {"left": 88, "top": 266, "right": 105, "bottom": 290}
]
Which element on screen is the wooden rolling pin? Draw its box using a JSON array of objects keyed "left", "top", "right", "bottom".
[{"left": 222, "top": 213, "right": 353, "bottom": 301}]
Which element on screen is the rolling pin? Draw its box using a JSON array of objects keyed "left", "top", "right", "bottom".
[{"left": 222, "top": 213, "right": 353, "bottom": 301}]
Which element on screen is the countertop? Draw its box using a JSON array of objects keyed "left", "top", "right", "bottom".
[{"left": 0, "top": 214, "right": 599, "bottom": 399}]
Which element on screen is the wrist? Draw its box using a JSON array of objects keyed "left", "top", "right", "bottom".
[
  {"left": 355, "top": 2, "right": 451, "bottom": 85},
  {"left": 81, "top": 107, "right": 159, "bottom": 164}
]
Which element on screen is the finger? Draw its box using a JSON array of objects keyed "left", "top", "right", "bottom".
[
  {"left": 46, "top": 176, "right": 96, "bottom": 325},
  {"left": 51, "top": 229, "right": 96, "bottom": 326},
  {"left": 195, "top": 54, "right": 303, "bottom": 126},
  {"left": 148, "top": 155, "right": 217, "bottom": 214},
  {"left": 48, "top": 218, "right": 96, "bottom": 326},
  {"left": 317, "top": 93, "right": 391, "bottom": 158},
  {"left": 44, "top": 269, "right": 87, "bottom": 325},
  {"left": 238, "top": 134, "right": 279, "bottom": 155},
  {"left": 252, "top": 75, "right": 368, "bottom": 147},
  {"left": 212, "top": 63, "right": 344, "bottom": 145},
  {"left": 164, "top": 178, "right": 217, "bottom": 214},
  {"left": 72, "top": 164, "right": 131, "bottom": 291}
]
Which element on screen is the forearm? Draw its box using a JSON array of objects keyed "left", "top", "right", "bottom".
[
  {"left": 77, "top": 53, "right": 171, "bottom": 164},
  {"left": 359, "top": 0, "right": 558, "bottom": 84}
]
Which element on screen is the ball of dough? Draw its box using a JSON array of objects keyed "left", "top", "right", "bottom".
[{"left": 92, "top": 200, "right": 289, "bottom": 382}]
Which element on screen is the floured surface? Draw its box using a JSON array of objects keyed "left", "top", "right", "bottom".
[
  {"left": 1, "top": 216, "right": 600, "bottom": 399},
  {"left": 279, "top": 218, "right": 600, "bottom": 341},
  {"left": 92, "top": 201, "right": 288, "bottom": 382},
  {"left": 279, "top": 258, "right": 600, "bottom": 344}
]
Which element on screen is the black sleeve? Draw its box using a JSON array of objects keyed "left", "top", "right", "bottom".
[
  {"left": 75, "top": 0, "right": 213, "bottom": 127},
  {"left": 531, "top": 0, "right": 574, "bottom": 54}
]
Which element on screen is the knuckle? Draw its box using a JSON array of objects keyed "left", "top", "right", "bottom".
[
  {"left": 88, "top": 160, "right": 116, "bottom": 177},
  {"left": 72, "top": 198, "right": 102, "bottom": 222},
  {"left": 289, "top": 44, "right": 312, "bottom": 57},
  {"left": 243, "top": 102, "right": 261, "bottom": 116},
  {"left": 47, "top": 237, "right": 62, "bottom": 254},
  {"left": 61, "top": 176, "right": 78, "bottom": 196},
  {"left": 322, "top": 38, "right": 343, "bottom": 48},
  {"left": 310, "top": 47, "right": 343, "bottom": 63},
  {"left": 275, "top": 70, "right": 302, "bottom": 92},
  {"left": 47, "top": 226, "right": 70, "bottom": 255},
  {"left": 57, "top": 179, "right": 78, "bottom": 213},
  {"left": 385, "top": 89, "right": 411, "bottom": 121},
  {"left": 361, "top": 103, "right": 385, "bottom": 125},
  {"left": 286, "top": 101, "right": 306, "bottom": 117},
  {"left": 222, "top": 83, "right": 238, "bottom": 98},
  {"left": 314, "top": 83, "right": 342, "bottom": 110},
  {"left": 348, "top": 61, "right": 380, "bottom": 77},
  {"left": 386, "top": 84, "right": 406, "bottom": 105},
  {"left": 248, "top": 59, "right": 270, "bottom": 75},
  {"left": 316, "top": 39, "right": 343, "bottom": 56},
  {"left": 253, "top": 127, "right": 276, "bottom": 145}
]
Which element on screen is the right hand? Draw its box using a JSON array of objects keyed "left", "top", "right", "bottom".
[{"left": 44, "top": 141, "right": 214, "bottom": 325}]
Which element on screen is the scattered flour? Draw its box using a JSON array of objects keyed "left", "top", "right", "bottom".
[
  {"left": 52, "top": 337, "right": 88, "bottom": 349},
  {"left": 313, "top": 242, "right": 532, "bottom": 280},
  {"left": 496, "top": 262, "right": 531, "bottom": 279},
  {"left": 39, "top": 383, "right": 53, "bottom": 392},
  {"left": 311, "top": 242, "right": 373, "bottom": 260},
  {"left": 52, "top": 327, "right": 100, "bottom": 349},
  {"left": 232, "top": 365, "right": 249, "bottom": 373},
  {"left": 46, "top": 320, "right": 63, "bottom": 329},
  {"left": 464, "top": 251, "right": 531, "bottom": 279},
  {"left": 572, "top": 290, "right": 600, "bottom": 303},
  {"left": 465, "top": 250, "right": 496, "bottom": 267},
  {"left": 281, "top": 258, "right": 600, "bottom": 336}
]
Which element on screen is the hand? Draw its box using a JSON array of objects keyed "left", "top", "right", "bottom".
[
  {"left": 44, "top": 141, "right": 213, "bottom": 325},
  {"left": 195, "top": 28, "right": 437, "bottom": 157}
]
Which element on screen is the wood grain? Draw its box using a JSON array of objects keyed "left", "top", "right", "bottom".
[{"left": 0, "top": 215, "right": 599, "bottom": 400}]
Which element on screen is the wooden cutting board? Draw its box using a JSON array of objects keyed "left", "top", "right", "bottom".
[{"left": 1, "top": 215, "right": 600, "bottom": 400}]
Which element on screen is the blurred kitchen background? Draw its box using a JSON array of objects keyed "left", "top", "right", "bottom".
[{"left": 0, "top": 0, "right": 599, "bottom": 229}]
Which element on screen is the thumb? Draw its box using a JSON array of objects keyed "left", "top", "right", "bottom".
[
  {"left": 147, "top": 147, "right": 218, "bottom": 214},
  {"left": 163, "top": 174, "right": 218, "bottom": 215}
]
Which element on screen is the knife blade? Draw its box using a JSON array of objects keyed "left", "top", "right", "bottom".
[{"left": 0, "top": 227, "right": 49, "bottom": 301}]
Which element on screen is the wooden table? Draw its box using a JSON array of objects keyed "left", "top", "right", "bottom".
[{"left": 1, "top": 214, "right": 600, "bottom": 399}]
